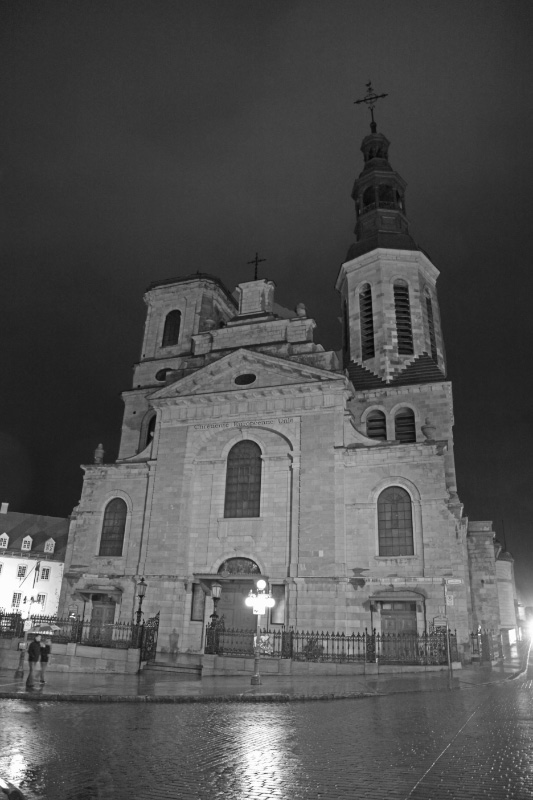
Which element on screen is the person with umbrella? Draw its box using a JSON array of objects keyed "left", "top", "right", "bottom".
[
  {"left": 39, "top": 637, "right": 51, "bottom": 683},
  {"left": 26, "top": 634, "right": 41, "bottom": 689}
]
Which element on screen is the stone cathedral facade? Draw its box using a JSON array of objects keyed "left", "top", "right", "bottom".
[{"left": 60, "top": 120, "right": 517, "bottom": 661}]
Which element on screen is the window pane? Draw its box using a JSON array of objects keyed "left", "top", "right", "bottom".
[
  {"left": 99, "top": 498, "right": 127, "bottom": 556},
  {"left": 224, "top": 441, "right": 262, "bottom": 518},
  {"left": 378, "top": 486, "right": 414, "bottom": 556},
  {"left": 162, "top": 310, "right": 181, "bottom": 347}
]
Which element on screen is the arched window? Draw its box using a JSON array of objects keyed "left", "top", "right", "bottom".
[
  {"left": 342, "top": 300, "right": 350, "bottom": 363},
  {"left": 366, "top": 410, "right": 387, "bottom": 440},
  {"left": 359, "top": 284, "right": 375, "bottom": 360},
  {"left": 99, "top": 498, "right": 127, "bottom": 557},
  {"left": 162, "top": 310, "right": 181, "bottom": 347},
  {"left": 146, "top": 414, "right": 156, "bottom": 443},
  {"left": 394, "top": 408, "right": 416, "bottom": 443},
  {"left": 224, "top": 441, "right": 262, "bottom": 518},
  {"left": 378, "top": 487, "right": 414, "bottom": 556},
  {"left": 378, "top": 184, "right": 395, "bottom": 206},
  {"left": 362, "top": 186, "right": 375, "bottom": 210},
  {"left": 425, "top": 289, "right": 438, "bottom": 363},
  {"left": 393, "top": 280, "right": 414, "bottom": 355}
]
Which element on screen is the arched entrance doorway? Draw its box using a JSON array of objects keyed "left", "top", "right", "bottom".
[{"left": 215, "top": 558, "right": 261, "bottom": 630}]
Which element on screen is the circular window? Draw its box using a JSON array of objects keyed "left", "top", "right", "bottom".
[
  {"left": 234, "top": 373, "right": 257, "bottom": 386},
  {"left": 155, "top": 368, "right": 172, "bottom": 381}
]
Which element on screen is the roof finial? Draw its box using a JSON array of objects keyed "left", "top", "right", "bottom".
[
  {"left": 354, "top": 81, "right": 388, "bottom": 133},
  {"left": 247, "top": 252, "right": 266, "bottom": 281}
]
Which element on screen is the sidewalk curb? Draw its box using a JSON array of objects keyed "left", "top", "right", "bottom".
[{"left": 0, "top": 679, "right": 515, "bottom": 704}]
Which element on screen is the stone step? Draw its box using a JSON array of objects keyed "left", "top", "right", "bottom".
[{"left": 145, "top": 661, "right": 203, "bottom": 675}]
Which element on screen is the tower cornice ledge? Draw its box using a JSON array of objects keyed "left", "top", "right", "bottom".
[{"left": 336, "top": 247, "right": 439, "bottom": 292}]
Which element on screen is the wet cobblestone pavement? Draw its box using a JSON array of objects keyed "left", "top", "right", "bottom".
[{"left": 1, "top": 669, "right": 533, "bottom": 799}]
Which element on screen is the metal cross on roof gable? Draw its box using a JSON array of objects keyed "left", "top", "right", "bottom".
[
  {"left": 354, "top": 81, "right": 388, "bottom": 133},
  {"left": 247, "top": 252, "right": 266, "bottom": 281}
]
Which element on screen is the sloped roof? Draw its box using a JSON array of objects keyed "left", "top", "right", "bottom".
[
  {"left": 0, "top": 511, "right": 69, "bottom": 560},
  {"left": 347, "top": 353, "right": 446, "bottom": 391}
]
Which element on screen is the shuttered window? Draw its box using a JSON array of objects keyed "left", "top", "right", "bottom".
[
  {"left": 425, "top": 293, "right": 438, "bottom": 362},
  {"left": 378, "top": 487, "right": 414, "bottom": 556},
  {"left": 224, "top": 441, "right": 262, "bottom": 518},
  {"left": 366, "top": 410, "right": 387, "bottom": 440},
  {"left": 359, "top": 284, "right": 375, "bottom": 360},
  {"left": 394, "top": 408, "right": 416, "bottom": 443},
  {"left": 99, "top": 498, "right": 127, "bottom": 556},
  {"left": 162, "top": 310, "right": 181, "bottom": 347},
  {"left": 393, "top": 281, "right": 414, "bottom": 355}
]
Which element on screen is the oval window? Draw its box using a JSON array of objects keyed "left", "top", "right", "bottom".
[
  {"left": 234, "top": 373, "right": 257, "bottom": 386},
  {"left": 155, "top": 368, "right": 172, "bottom": 381}
]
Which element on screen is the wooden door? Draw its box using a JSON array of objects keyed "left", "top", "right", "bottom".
[
  {"left": 89, "top": 602, "right": 115, "bottom": 643},
  {"left": 381, "top": 602, "right": 417, "bottom": 633},
  {"left": 216, "top": 581, "right": 256, "bottom": 630}
]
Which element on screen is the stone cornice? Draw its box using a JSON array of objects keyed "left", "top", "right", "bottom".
[{"left": 153, "top": 381, "right": 350, "bottom": 409}]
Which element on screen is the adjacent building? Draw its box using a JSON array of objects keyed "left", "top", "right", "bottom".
[
  {"left": 59, "top": 115, "right": 518, "bottom": 661},
  {"left": 0, "top": 503, "right": 69, "bottom": 619}
]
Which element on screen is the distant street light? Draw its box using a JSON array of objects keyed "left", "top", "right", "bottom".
[
  {"left": 245, "top": 579, "right": 275, "bottom": 685},
  {"left": 135, "top": 577, "right": 147, "bottom": 625}
]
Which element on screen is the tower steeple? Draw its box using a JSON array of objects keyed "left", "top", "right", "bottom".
[{"left": 348, "top": 83, "right": 418, "bottom": 261}]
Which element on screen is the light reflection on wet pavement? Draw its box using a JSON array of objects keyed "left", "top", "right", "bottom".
[{"left": 2, "top": 677, "right": 533, "bottom": 799}]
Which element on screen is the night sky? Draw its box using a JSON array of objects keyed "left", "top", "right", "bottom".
[{"left": 2, "top": 2, "right": 533, "bottom": 601}]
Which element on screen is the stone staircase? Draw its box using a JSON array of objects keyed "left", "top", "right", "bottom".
[{"left": 144, "top": 653, "right": 203, "bottom": 677}]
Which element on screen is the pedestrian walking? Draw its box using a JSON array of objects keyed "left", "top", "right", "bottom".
[
  {"left": 26, "top": 634, "right": 41, "bottom": 688},
  {"left": 39, "top": 638, "right": 51, "bottom": 684}
]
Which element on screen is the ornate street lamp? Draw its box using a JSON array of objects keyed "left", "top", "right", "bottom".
[
  {"left": 210, "top": 582, "right": 222, "bottom": 625},
  {"left": 135, "top": 577, "right": 147, "bottom": 625},
  {"left": 245, "top": 579, "right": 275, "bottom": 685}
]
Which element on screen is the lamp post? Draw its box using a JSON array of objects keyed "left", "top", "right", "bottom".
[
  {"left": 210, "top": 582, "right": 222, "bottom": 624},
  {"left": 135, "top": 577, "right": 147, "bottom": 625},
  {"left": 245, "top": 579, "right": 275, "bottom": 686}
]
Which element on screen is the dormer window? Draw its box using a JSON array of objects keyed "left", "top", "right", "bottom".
[
  {"left": 44, "top": 539, "right": 55, "bottom": 554},
  {"left": 21, "top": 536, "right": 32, "bottom": 551},
  {"left": 0, "top": 533, "right": 8, "bottom": 549}
]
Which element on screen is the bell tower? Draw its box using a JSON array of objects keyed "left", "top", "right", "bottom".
[
  {"left": 337, "top": 84, "right": 446, "bottom": 387},
  {"left": 336, "top": 84, "right": 459, "bottom": 504}
]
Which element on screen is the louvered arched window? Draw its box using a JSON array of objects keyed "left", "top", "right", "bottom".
[
  {"left": 162, "top": 310, "right": 181, "bottom": 347},
  {"left": 99, "top": 498, "right": 127, "bottom": 556},
  {"left": 342, "top": 300, "right": 350, "bottom": 363},
  {"left": 393, "top": 280, "right": 414, "bottom": 355},
  {"left": 394, "top": 408, "right": 416, "bottom": 443},
  {"left": 224, "top": 441, "right": 262, "bottom": 518},
  {"left": 359, "top": 284, "right": 375, "bottom": 360},
  {"left": 366, "top": 410, "right": 387, "bottom": 440},
  {"left": 425, "top": 289, "right": 438, "bottom": 363},
  {"left": 378, "top": 487, "right": 414, "bottom": 556}
]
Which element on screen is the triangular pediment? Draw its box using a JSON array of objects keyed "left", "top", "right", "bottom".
[{"left": 149, "top": 349, "right": 346, "bottom": 400}]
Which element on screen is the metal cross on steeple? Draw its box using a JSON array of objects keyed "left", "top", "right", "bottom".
[
  {"left": 354, "top": 81, "right": 388, "bottom": 133},
  {"left": 247, "top": 252, "right": 266, "bottom": 281}
]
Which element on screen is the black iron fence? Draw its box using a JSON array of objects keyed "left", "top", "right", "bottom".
[
  {"left": 0, "top": 613, "right": 24, "bottom": 638},
  {"left": 0, "top": 613, "right": 159, "bottom": 660},
  {"left": 205, "top": 626, "right": 459, "bottom": 666}
]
